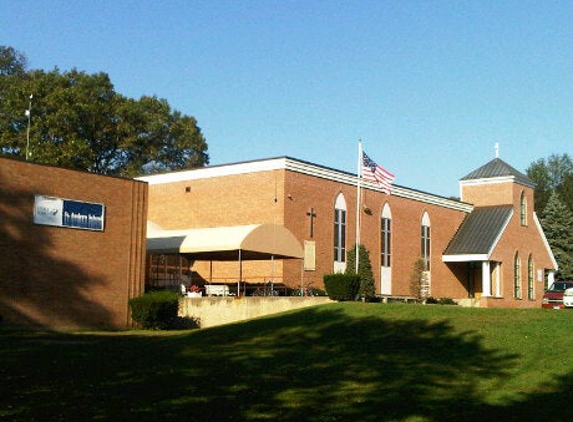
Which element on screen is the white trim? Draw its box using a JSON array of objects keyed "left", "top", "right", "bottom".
[
  {"left": 533, "top": 212, "right": 558, "bottom": 270},
  {"left": 137, "top": 156, "right": 473, "bottom": 212},
  {"left": 442, "top": 254, "right": 489, "bottom": 262},
  {"left": 459, "top": 175, "right": 536, "bottom": 190},
  {"left": 136, "top": 158, "right": 287, "bottom": 184},
  {"left": 285, "top": 158, "right": 473, "bottom": 212}
]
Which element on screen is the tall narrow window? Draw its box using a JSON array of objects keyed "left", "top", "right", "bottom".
[
  {"left": 528, "top": 254, "right": 534, "bottom": 300},
  {"left": 514, "top": 252, "right": 521, "bottom": 299},
  {"left": 421, "top": 212, "right": 431, "bottom": 271},
  {"left": 520, "top": 192, "right": 527, "bottom": 226},
  {"left": 334, "top": 194, "right": 347, "bottom": 264},
  {"left": 381, "top": 203, "right": 392, "bottom": 267}
]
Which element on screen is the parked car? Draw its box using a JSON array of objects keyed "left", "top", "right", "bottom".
[
  {"left": 563, "top": 287, "right": 573, "bottom": 308},
  {"left": 542, "top": 281, "right": 573, "bottom": 309}
]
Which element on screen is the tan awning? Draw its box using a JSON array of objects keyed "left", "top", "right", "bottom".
[{"left": 146, "top": 222, "right": 304, "bottom": 261}]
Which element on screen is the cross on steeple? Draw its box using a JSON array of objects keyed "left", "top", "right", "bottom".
[{"left": 306, "top": 207, "right": 317, "bottom": 238}]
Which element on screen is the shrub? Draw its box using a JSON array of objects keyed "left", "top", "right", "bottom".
[
  {"left": 324, "top": 273, "right": 360, "bottom": 301},
  {"left": 425, "top": 297, "right": 457, "bottom": 306},
  {"left": 129, "top": 291, "right": 180, "bottom": 330},
  {"left": 345, "top": 244, "right": 376, "bottom": 301}
]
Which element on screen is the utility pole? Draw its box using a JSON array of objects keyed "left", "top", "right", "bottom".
[{"left": 25, "top": 94, "right": 33, "bottom": 161}]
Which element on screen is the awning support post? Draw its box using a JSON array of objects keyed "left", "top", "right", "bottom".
[{"left": 238, "top": 249, "right": 242, "bottom": 297}]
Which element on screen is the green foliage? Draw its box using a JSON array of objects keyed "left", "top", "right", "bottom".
[
  {"left": 128, "top": 291, "right": 180, "bottom": 330},
  {"left": 345, "top": 244, "right": 376, "bottom": 300},
  {"left": 426, "top": 297, "right": 456, "bottom": 305},
  {"left": 0, "top": 46, "right": 209, "bottom": 176},
  {"left": 324, "top": 273, "right": 360, "bottom": 301},
  {"left": 526, "top": 153, "right": 573, "bottom": 213},
  {"left": 0, "top": 46, "right": 27, "bottom": 76},
  {"left": 541, "top": 192, "right": 573, "bottom": 280}
]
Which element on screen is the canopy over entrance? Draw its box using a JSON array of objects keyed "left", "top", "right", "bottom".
[{"left": 146, "top": 222, "right": 304, "bottom": 261}]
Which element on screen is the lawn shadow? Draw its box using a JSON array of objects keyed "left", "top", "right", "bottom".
[
  {"left": 179, "top": 306, "right": 519, "bottom": 421},
  {"left": 5, "top": 305, "right": 560, "bottom": 422}
]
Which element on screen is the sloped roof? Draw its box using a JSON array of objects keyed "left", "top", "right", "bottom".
[
  {"left": 146, "top": 222, "right": 304, "bottom": 261},
  {"left": 443, "top": 206, "right": 514, "bottom": 261},
  {"left": 460, "top": 158, "right": 535, "bottom": 188}
]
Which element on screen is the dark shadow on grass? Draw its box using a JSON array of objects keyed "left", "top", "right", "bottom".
[{"left": 2, "top": 306, "right": 572, "bottom": 421}]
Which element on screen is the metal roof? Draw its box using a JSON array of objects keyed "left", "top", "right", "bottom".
[
  {"left": 443, "top": 205, "right": 514, "bottom": 258},
  {"left": 460, "top": 158, "right": 535, "bottom": 188}
]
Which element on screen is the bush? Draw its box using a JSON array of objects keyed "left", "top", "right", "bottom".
[
  {"left": 425, "top": 297, "right": 457, "bottom": 306},
  {"left": 345, "top": 244, "right": 376, "bottom": 301},
  {"left": 324, "top": 273, "right": 361, "bottom": 301},
  {"left": 129, "top": 291, "right": 180, "bottom": 330}
]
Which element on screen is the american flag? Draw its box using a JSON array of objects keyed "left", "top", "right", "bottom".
[{"left": 362, "top": 151, "right": 395, "bottom": 194}]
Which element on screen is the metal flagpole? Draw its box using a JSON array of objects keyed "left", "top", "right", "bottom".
[{"left": 355, "top": 140, "right": 362, "bottom": 273}]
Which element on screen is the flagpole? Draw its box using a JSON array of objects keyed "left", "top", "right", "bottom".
[{"left": 355, "top": 140, "right": 362, "bottom": 274}]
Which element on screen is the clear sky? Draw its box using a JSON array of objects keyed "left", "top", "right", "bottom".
[{"left": 1, "top": 0, "right": 572, "bottom": 197}]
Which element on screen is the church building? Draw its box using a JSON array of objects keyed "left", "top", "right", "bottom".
[{"left": 139, "top": 155, "right": 557, "bottom": 308}]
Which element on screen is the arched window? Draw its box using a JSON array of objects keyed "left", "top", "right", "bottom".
[
  {"left": 333, "top": 193, "right": 347, "bottom": 265},
  {"left": 520, "top": 192, "right": 527, "bottom": 226},
  {"left": 421, "top": 212, "right": 431, "bottom": 271},
  {"left": 381, "top": 203, "right": 392, "bottom": 268},
  {"left": 514, "top": 252, "right": 521, "bottom": 299},
  {"left": 528, "top": 254, "right": 534, "bottom": 300}
]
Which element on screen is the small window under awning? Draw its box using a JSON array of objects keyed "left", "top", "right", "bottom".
[{"left": 146, "top": 222, "right": 304, "bottom": 261}]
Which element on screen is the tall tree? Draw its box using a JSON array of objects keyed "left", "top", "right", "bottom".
[
  {"left": 0, "top": 46, "right": 208, "bottom": 175},
  {"left": 526, "top": 154, "right": 573, "bottom": 213},
  {"left": 541, "top": 192, "right": 573, "bottom": 280}
]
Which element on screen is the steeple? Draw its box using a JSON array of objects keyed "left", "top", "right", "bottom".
[{"left": 460, "top": 157, "right": 535, "bottom": 189}]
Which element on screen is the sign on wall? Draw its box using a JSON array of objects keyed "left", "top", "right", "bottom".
[
  {"left": 34, "top": 195, "right": 105, "bottom": 231},
  {"left": 304, "top": 240, "right": 316, "bottom": 271}
]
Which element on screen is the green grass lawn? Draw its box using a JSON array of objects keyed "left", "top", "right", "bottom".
[{"left": 2, "top": 303, "right": 573, "bottom": 421}]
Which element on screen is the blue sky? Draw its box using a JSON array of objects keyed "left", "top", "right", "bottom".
[{"left": 1, "top": 1, "right": 572, "bottom": 197}]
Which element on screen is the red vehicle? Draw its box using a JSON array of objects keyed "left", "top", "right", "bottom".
[{"left": 542, "top": 281, "right": 573, "bottom": 309}]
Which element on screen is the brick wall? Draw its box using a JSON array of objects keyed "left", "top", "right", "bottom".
[
  {"left": 0, "top": 158, "right": 147, "bottom": 328},
  {"left": 145, "top": 159, "right": 555, "bottom": 308}
]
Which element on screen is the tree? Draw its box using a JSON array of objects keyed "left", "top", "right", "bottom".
[
  {"left": 526, "top": 154, "right": 573, "bottom": 213},
  {"left": 541, "top": 192, "right": 573, "bottom": 280},
  {"left": 0, "top": 46, "right": 209, "bottom": 175},
  {"left": 410, "top": 259, "right": 430, "bottom": 301},
  {"left": 0, "top": 46, "right": 27, "bottom": 76},
  {"left": 556, "top": 173, "right": 573, "bottom": 213},
  {"left": 345, "top": 244, "right": 376, "bottom": 301}
]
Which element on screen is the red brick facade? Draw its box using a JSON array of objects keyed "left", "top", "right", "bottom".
[
  {"left": 141, "top": 157, "right": 556, "bottom": 308},
  {"left": 0, "top": 157, "right": 147, "bottom": 328}
]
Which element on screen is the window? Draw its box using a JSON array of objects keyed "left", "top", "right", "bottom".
[
  {"left": 514, "top": 252, "right": 521, "bottom": 299},
  {"left": 334, "top": 193, "right": 347, "bottom": 263},
  {"left": 421, "top": 212, "right": 431, "bottom": 271},
  {"left": 381, "top": 203, "right": 392, "bottom": 267},
  {"left": 520, "top": 192, "right": 527, "bottom": 226},
  {"left": 528, "top": 254, "right": 534, "bottom": 300}
]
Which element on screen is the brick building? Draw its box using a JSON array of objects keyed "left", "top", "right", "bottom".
[
  {"left": 139, "top": 155, "right": 556, "bottom": 308},
  {"left": 0, "top": 157, "right": 147, "bottom": 328}
]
